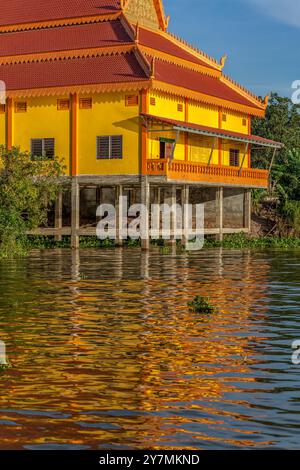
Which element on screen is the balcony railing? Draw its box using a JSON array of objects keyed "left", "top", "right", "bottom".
[{"left": 146, "top": 159, "right": 269, "bottom": 188}]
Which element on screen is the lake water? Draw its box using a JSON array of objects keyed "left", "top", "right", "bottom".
[{"left": 0, "top": 248, "right": 299, "bottom": 450}]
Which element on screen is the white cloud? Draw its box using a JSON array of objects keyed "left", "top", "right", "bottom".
[{"left": 247, "top": 0, "right": 300, "bottom": 27}]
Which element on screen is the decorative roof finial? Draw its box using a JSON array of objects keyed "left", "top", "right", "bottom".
[
  {"left": 135, "top": 22, "right": 140, "bottom": 44},
  {"left": 220, "top": 55, "right": 227, "bottom": 68}
]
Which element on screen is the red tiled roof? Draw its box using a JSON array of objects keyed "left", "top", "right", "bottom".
[
  {"left": 0, "top": 0, "right": 121, "bottom": 27},
  {"left": 139, "top": 28, "right": 217, "bottom": 70},
  {"left": 142, "top": 114, "right": 283, "bottom": 148},
  {"left": 0, "top": 52, "right": 148, "bottom": 91},
  {"left": 154, "top": 59, "right": 261, "bottom": 109},
  {"left": 0, "top": 20, "right": 131, "bottom": 57}
]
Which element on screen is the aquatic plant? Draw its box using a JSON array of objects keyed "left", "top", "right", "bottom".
[{"left": 188, "top": 296, "right": 215, "bottom": 314}]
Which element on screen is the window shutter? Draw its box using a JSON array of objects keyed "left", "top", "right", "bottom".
[
  {"left": 125, "top": 95, "right": 138, "bottom": 107},
  {"left": 177, "top": 103, "right": 183, "bottom": 112},
  {"left": 97, "top": 136, "right": 110, "bottom": 159},
  {"left": 31, "top": 139, "right": 43, "bottom": 157},
  {"left": 57, "top": 99, "right": 70, "bottom": 111},
  {"left": 80, "top": 98, "right": 93, "bottom": 109},
  {"left": 15, "top": 102, "right": 27, "bottom": 113},
  {"left": 229, "top": 149, "right": 240, "bottom": 167},
  {"left": 44, "top": 138, "right": 55, "bottom": 158},
  {"left": 111, "top": 136, "right": 122, "bottom": 159}
]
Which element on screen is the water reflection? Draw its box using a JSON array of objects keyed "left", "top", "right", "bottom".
[{"left": 0, "top": 248, "right": 300, "bottom": 449}]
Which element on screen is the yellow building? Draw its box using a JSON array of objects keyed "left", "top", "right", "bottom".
[{"left": 0, "top": 0, "right": 282, "bottom": 247}]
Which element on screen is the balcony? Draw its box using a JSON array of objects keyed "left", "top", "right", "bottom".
[{"left": 146, "top": 158, "right": 269, "bottom": 188}]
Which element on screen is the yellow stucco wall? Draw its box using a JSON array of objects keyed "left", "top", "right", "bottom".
[
  {"left": 148, "top": 127, "right": 185, "bottom": 161},
  {"left": 188, "top": 102, "right": 219, "bottom": 129},
  {"left": 148, "top": 92, "right": 185, "bottom": 122},
  {"left": 188, "top": 134, "right": 219, "bottom": 164},
  {"left": 12, "top": 96, "right": 71, "bottom": 174},
  {"left": 221, "top": 140, "right": 249, "bottom": 168},
  {"left": 2, "top": 89, "right": 252, "bottom": 174},
  {"left": 221, "top": 110, "right": 249, "bottom": 135},
  {"left": 78, "top": 92, "right": 140, "bottom": 175}
]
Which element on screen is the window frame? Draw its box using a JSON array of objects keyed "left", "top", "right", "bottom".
[
  {"left": 96, "top": 135, "right": 123, "bottom": 160},
  {"left": 229, "top": 148, "right": 240, "bottom": 167},
  {"left": 31, "top": 138, "right": 55, "bottom": 159}
]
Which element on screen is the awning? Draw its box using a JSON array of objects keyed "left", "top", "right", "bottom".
[{"left": 141, "top": 113, "right": 283, "bottom": 149}]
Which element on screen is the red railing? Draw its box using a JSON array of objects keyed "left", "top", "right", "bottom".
[{"left": 146, "top": 159, "right": 269, "bottom": 187}]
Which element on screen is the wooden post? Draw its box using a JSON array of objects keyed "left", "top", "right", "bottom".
[
  {"left": 217, "top": 187, "right": 224, "bottom": 242},
  {"left": 141, "top": 176, "right": 150, "bottom": 251},
  {"left": 244, "top": 189, "right": 252, "bottom": 232},
  {"left": 182, "top": 185, "right": 189, "bottom": 247},
  {"left": 115, "top": 185, "right": 124, "bottom": 247},
  {"left": 54, "top": 190, "right": 63, "bottom": 242},
  {"left": 71, "top": 179, "right": 80, "bottom": 249},
  {"left": 153, "top": 186, "right": 161, "bottom": 240}
]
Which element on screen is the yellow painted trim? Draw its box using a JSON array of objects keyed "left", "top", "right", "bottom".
[
  {"left": 139, "top": 44, "right": 221, "bottom": 78},
  {"left": 139, "top": 24, "right": 222, "bottom": 71},
  {"left": 6, "top": 81, "right": 152, "bottom": 99},
  {"left": 220, "top": 75, "right": 266, "bottom": 110},
  {"left": 151, "top": 80, "right": 266, "bottom": 117},
  {"left": 0, "top": 44, "right": 135, "bottom": 65},
  {"left": 0, "top": 13, "right": 121, "bottom": 33}
]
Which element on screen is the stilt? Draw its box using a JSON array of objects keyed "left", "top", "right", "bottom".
[
  {"left": 170, "top": 185, "right": 177, "bottom": 245},
  {"left": 244, "top": 189, "right": 252, "bottom": 232},
  {"left": 182, "top": 185, "right": 190, "bottom": 247},
  {"left": 115, "top": 185, "right": 123, "bottom": 246},
  {"left": 217, "top": 187, "right": 224, "bottom": 242},
  {"left": 54, "top": 190, "right": 63, "bottom": 242},
  {"left": 141, "top": 176, "right": 150, "bottom": 251},
  {"left": 71, "top": 178, "right": 80, "bottom": 249},
  {"left": 153, "top": 186, "right": 161, "bottom": 240}
]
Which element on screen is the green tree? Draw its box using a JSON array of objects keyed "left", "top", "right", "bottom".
[
  {"left": 251, "top": 93, "right": 300, "bottom": 234},
  {"left": 0, "top": 146, "right": 64, "bottom": 257}
]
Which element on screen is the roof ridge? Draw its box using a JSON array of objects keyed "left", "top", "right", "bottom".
[
  {"left": 221, "top": 73, "right": 265, "bottom": 107},
  {"left": 165, "top": 30, "right": 221, "bottom": 69}
]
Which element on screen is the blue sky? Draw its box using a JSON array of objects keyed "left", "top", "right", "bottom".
[{"left": 164, "top": 0, "right": 299, "bottom": 98}]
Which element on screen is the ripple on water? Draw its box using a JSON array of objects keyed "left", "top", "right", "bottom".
[{"left": 0, "top": 248, "right": 300, "bottom": 449}]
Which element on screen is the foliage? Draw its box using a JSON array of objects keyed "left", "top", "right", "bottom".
[
  {"left": 0, "top": 146, "right": 64, "bottom": 257},
  {"left": 188, "top": 296, "right": 215, "bottom": 314},
  {"left": 252, "top": 93, "right": 300, "bottom": 233},
  {"left": 204, "top": 233, "right": 300, "bottom": 249}
]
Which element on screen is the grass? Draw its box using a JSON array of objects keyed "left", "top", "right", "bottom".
[{"left": 25, "top": 233, "right": 300, "bottom": 251}]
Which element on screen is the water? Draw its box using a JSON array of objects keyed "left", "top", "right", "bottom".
[{"left": 0, "top": 248, "right": 300, "bottom": 450}]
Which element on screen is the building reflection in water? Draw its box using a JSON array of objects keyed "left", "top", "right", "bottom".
[{"left": 0, "top": 248, "right": 273, "bottom": 449}]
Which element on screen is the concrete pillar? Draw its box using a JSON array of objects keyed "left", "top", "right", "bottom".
[
  {"left": 71, "top": 178, "right": 80, "bottom": 249},
  {"left": 54, "top": 190, "right": 63, "bottom": 242},
  {"left": 152, "top": 186, "right": 161, "bottom": 240},
  {"left": 244, "top": 189, "right": 252, "bottom": 232},
  {"left": 182, "top": 185, "right": 190, "bottom": 247},
  {"left": 141, "top": 176, "right": 150, "bottom": 251},
  {"left": 115, "top": 185, "right": 124, "bottom": 247},
  {"left": 170, "top": 185, "right": 177, "bottom": 245},
  {"left": 217, "top": 187, "right": 224, "bottom": 242}
]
